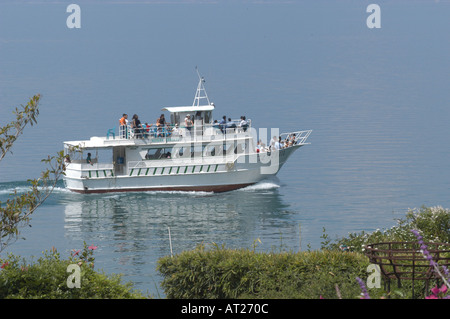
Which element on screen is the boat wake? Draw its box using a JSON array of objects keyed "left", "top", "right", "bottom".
[
  {"left": 0, "top": 181, "right": 71, "bottom": 197},
  {"left": 239, "top": 180, "right": 280, "bottom": 192},
  {"left": 0, "top": 180, "right": 280, "bottom": 197},
  {"left": 142, "top": 190, "right": 213, "bottom": 196}
]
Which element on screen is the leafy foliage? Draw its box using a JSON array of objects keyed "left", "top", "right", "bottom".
[
  {"left": 158, "top": 207, "right": 450, "bottom": 299},
  {"left": 157, "top": 244, "right": 369, "bottom": 299},
  {"left": 0, "top": 245, "right": 147, "bottom": 299},
  {"left": 0, "top": 95, "right": 40, "bottom": 162},
  {"left": 0, "top": 95, "right": 79, "bottom": 252},
  {"left": 326, "top": 206, "right": 450, "bottom": 253}
]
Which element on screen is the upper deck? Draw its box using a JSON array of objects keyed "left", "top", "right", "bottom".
[
  {"left": 65, "top": 70, "right": 256, "bottom": 149},
  {"left": 64, "top": 119, "right": 254, "bottom": 149},
  {"left": 64, "top": 71, "right": 311, "bottom": 151}
]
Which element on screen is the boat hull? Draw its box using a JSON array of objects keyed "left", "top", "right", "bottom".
[
  {"left": 63, "top": 145, "right": 302, "bottom": 194},
  {"left": 67, "top": 182, "right": 255, "bottom": 194}
]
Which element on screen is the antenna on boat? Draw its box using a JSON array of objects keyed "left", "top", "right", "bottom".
[{"left": 193, "top": 66, "right": 211, "bottom": 107}]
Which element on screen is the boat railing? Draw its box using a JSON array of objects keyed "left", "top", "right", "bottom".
[
  {"left": 65, "top": 162, "right": 115, "bottom": 178},
  {"left": 280, "top": 130, "right": 312, "bottom": 146},
  {"left": 114, "top": 120, "right": 252, "bottom": 143}
]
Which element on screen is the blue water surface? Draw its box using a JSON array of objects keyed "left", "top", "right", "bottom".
[{"left": 0, "top": 1, "right": 449, "bottom": 296}]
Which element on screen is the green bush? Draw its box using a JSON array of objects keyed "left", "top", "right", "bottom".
[
  {"left": 323, "top": 206, "right": 450, "bottom": 299},
  {"left": 157, "top": 207, "right": 450, "bottom": 299},
  {"left": 157, "top": 244, "right": 370, "bottom": 299},
  {"left": 0, "top": 243, "right": 147, "bottom": 299}
]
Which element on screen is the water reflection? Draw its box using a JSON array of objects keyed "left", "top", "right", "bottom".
[
  {"left": 63, "top": 181, "right": 298, "bottom": 251},
  {"left": 61, "top": 180, "right": 301, "bottom": 294}
]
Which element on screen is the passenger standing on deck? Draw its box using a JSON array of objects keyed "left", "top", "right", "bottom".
[
  {"left": 131, "top": 114, "right": 143, "bottom": 138},
  {"left": 86, "top": 153, "right": 93, "bottom": 165},
  {"left": 219, "top": 115, "right": 227, "bottom": 134},
  {"left": 119, "top": 114, "right": 128, "bottom": 138},
  {"left": 157, "top": 114, "right": 168, "bottom": 127},
  {"left": 156, "top": 114, "right": 168, "bottom": 137},
  {"left": 184, "top": 114, "right": 193, "bottom": 136}
]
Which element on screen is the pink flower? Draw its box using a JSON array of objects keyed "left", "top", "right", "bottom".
[
  {"left": 427, "top": 284, "right": 449, "bottom": 299},
  {"left": 431, "top": 285, "right": 441, "bottom": 296},
  {"left": 71, "top": 249, "right": 80, "bottom": 256},
  {"left": 440, "top": 285, "right": 448, "bottom": 294},
  {"left": 88, "top": 245, "right": 98, "bottom": 250},
  {"left": 1, "top": 262, "right": 9, "bottom": 269}
]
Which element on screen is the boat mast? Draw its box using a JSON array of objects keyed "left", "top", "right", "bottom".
[{"left": 192, "top": 67, "right": 211, "bottom": 107}]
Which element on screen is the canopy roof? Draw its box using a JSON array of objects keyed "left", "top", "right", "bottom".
[{"left": 161, "top": 104, "right": 215, "bottom": 113}]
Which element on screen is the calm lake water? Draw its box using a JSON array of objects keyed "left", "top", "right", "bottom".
[{"left": 0, "top": 1, "right": 449, "bottom": 297}]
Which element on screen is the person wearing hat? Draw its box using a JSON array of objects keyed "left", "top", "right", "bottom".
[
  {"left": 172, "top": 123, "right": 181, "bottom": 137},
  {"left": 184, "top": 114, "right": 193, "bottom": 136}
]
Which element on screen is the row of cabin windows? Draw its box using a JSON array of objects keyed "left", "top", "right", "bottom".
[{"left": 143, "top": 143, "right": 248, "bottom": 160}]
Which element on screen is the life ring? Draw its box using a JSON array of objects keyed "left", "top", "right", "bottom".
[{"left": 226, "top": 162, "right": 234, "bottom": 171}]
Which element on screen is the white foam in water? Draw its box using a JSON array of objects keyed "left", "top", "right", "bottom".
[
  {"left": 101, "top": 194, "right": 122, "bottom": 200},
  {"left": 240, "top": 181, "right": 280, "bottom": 191},
  {"left": 0, "top": 183, "right": 277, "bottom": 197},
  {"left": 0, "top": 185, "right": 72, "bottom": 196},
  {"left": 0, "top": 181, "right": 277, "bottom": 197},
  {"left": 0, "top": 186, "right": 31, "bottom": 195},
  {"left": 52, "top": 187, "right": 73, "bottom": 194}
]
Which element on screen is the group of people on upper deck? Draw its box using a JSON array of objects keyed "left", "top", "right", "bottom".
[
  {"left": 119, "top": 113, "right": 175, "bottom": 139},
  {"left": 213, "top": 115, "right": 249, "bottom": 134},
  {"left": 119, "top": 113, "right": 249, "bottom": 139}
]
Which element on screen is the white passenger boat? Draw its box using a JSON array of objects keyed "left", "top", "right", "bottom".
[{"left": 63, "top": 73, "right": 312, "bottom": 193}]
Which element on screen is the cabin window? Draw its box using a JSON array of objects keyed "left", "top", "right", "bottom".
[
  {"left": 223, "top": 142, "right": 235, "bottom": 156},
  {"left": 204, "top": 111, "right": 211, "bottom": 124},
  {"left": 204, "top": 145, "right": 218, "bottom": 157},
  {"left": 64, "top": 147, "right": 112, "bottom": 164},
  {"left": 144, "top": 148, "right": 172, "bottom": 160},
  {"left": 191, "top": 145, "right": 204, "bottom": 158},
  {"left": 171, "top": 113, "right": 181, "bottom": 126},
  {"left": 172, "top": 146, "right": 189, "bottom": 158},
  {"left": 235, "top": 143, "right": 245, "bottom": 154}
]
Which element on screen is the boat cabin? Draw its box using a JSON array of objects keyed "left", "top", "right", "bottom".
[{"left": 162, "top": 104, "right": 215, "bottom": 127}]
